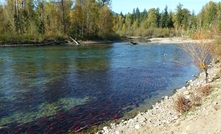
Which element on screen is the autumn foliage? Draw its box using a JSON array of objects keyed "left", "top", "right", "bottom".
[{"left": 1, "top": 1, "right": 221, "bottom": 42}]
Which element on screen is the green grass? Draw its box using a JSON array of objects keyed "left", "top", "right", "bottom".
[{"left": 211, "top": 93, "right": 218, "bottom": 102}]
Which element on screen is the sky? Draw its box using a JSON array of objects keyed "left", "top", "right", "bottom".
[
  {"left": 0, "top": 0, "right": 219, "bottom": 15},
  {"left": 112, "top": 0, "right": 220, "bottom": 14}
]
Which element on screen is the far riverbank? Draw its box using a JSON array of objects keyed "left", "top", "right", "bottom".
[
  {"left": 0, "top": 40, "right": 118, "bottom": 47},
  {"left": 0, "top": 37, "right": 213, "bottom": 47}
]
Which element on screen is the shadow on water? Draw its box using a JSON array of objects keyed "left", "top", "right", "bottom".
[{"left": 0, "top": 43, "right": 199, "bottom": 133}]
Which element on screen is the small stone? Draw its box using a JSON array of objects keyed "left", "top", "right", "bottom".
[
  {"left": 213, "top": 102, "right": 218, "bottom": 106},
  {"left": 185, "top": 95, "right": 191, "bottom": 99},
  {"left": 181, "top": 87, "right": 186, "bottom": 90},
  {"left": 183, "top": 91, "right": 189, "bottom": 95},
  {"left": 174, "top": 116, "right": 178, "bottom": 120},
  {"left": 135, "top": 124, "right": 140, "bottom": 129},
  {"left": 213, "top": 105, "right": 221, "bottom": 111},
  {"left": 115, "top": 131, "right": 120, "bottom": 134},
  {"left": 103, "top": 126, "right": 108, "bottom": 131}
]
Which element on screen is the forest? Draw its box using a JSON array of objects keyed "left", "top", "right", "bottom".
[{"left": 0, "top": 0, "right": 221, "bottom": 43}]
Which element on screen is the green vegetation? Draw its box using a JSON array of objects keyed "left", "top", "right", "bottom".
[
  {"left": 0, "top": 0, "right": 116, "bottom": 43},
  {"left": 114, "top": 1, "right": 221, "bottom": 38},
  {"left": 1, "top": 1, "right": 221, "bottom": 43}
]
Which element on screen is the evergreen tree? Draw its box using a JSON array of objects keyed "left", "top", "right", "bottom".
[
  {"left": 140, "top": 9, "right": 148, "bottom": 21},
  {"left": 156, "top": 8, "right": 161, "bottom": 28},
  {"left": 160, "top": 5, "right": 169, "bottom": 28},
  {"left": 167, "top": 11, "right": 174, "bottom": 28},
  {"left": 181, "top": 8, "right": 190, "bottom": 30},
  {"left": 173, "top": 3, "right": 183, "bottom": 30},
  {"left": 132, "top": 8, "right": 136, "bottom": 22},
  {"left": 135, "top": 7, "right": 140, "bottom": 23}
]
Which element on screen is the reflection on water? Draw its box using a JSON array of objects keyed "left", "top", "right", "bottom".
[{"left": 0, "top": 43, "right": 199, "bottom": 133}]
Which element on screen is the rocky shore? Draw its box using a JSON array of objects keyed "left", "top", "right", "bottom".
[{"left": 97, "top": 61, "right": 221, "bottom": 134}]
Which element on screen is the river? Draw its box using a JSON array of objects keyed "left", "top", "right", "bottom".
[{"left": 0, "top": 42, "right": 199, "bottom": 133}]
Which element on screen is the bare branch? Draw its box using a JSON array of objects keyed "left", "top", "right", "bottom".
[{"left": 179, "top": 40, "right": 214, "bottom": 83}]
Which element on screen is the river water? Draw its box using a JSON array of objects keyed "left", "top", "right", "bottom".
[{"left": 0, "top": 42, "right": 199, "bottom": 133}]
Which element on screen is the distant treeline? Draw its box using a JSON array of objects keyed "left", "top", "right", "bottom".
[
  {"left": 0, "top": 0, "right": 116, "bottom": 43},
  {"left": 0, "top": 0, "right": 221, "bottom": 43},
  {"left": 115, "top": 1, "right": 221, "bottom": 38}
]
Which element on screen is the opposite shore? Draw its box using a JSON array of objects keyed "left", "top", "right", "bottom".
[
  {"left": 0, "top": 38, "right": 117, "bottom": 47},
  {"left": 96, "top": 39, "right": 221, "bottom": 134},
  {"left": 0, "top": 37, "right": 213, "bottom": 47}
]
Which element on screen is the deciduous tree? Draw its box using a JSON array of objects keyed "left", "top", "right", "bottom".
[
  {"left": 180, "top": 41, "right": 214, "bottom": 83},
  {"left": 145, "top": 8, "right": 157, "bottom": 28}
]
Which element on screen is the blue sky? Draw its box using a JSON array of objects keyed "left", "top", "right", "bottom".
[
  {"left": 112, "top": 0, "right": 220, "bottom": 14},
  {"left": 0, "top": 0, "right": 219, "bottom": 15}
]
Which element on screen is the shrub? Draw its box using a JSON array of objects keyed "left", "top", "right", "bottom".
[
  {"left": 192, "top": 30, "right": 213, "bottom": 40},
  {"left": 191, "top": 94, "right": 202, "bottom": 106},
  {"left": 198, "top": 85, "right": 213, "bottom": 97},
  {"left": 174, "top": 95, "right": 192, "bottom": 114},
  {"left": 180, "top": 41, "right": 214, "bottom": 83}
]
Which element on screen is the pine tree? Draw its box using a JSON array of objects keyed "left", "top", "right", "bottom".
[{"left": 160, "top": 5, "right": 169, "bottom": 28}]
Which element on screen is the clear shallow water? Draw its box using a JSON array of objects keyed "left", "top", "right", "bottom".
[{"left": 0, "top": 43, "right": 199, "bottom": 133}]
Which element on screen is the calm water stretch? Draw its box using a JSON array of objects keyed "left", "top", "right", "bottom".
[{"left": 0, "top": 42, "right": 199, "bottom": 133}]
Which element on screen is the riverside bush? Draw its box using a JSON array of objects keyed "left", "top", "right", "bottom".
[
  {"left": 174, "top": 95, "right": 192, "bottom": 114},
  {"left": 198, "top": 85, "right": 213, "bottom": 97}
]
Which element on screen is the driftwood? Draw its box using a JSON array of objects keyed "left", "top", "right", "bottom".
[
  {"left": 130, "top": 41, "right": 138, "bottom": 45},
  {"left": 69, "top": 36, "right": 80, "bottom": 45}
]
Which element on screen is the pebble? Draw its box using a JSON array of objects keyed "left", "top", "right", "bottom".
[
  {"left": 103, "top": 126, "right": 108, "bottom": 132},
  {"left": 115, "top": 131, "right": 120, "bottom": 134},
  {"left": 213, "top": 102, "right": 218, "bottom": 106},
  {"left": 135, "top": 124, "right": 140, "bottom": 129},
  {"left": 183, "top": 91, "right": 190, "bottom": 95},
  {"left": 185, "top": 95, "right": 191, "bottom": 99}
]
